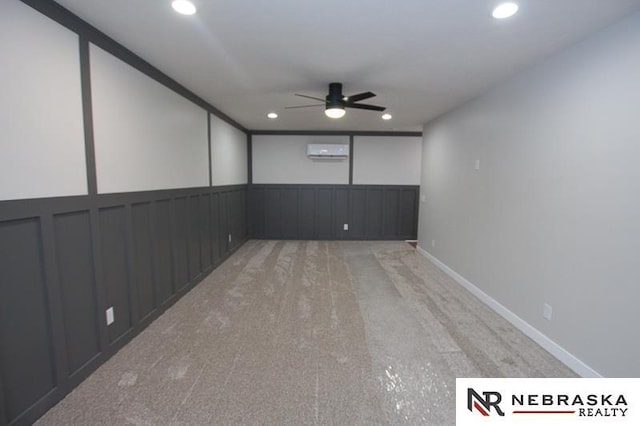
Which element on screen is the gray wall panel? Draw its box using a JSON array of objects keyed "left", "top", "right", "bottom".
[
  {"left": 0, "top": 185, "right": 248, "bottom": 424},
  {"left": 210, "top": 193, "right": 221, "bottom": 263},
  {"left": 98, "top": 206, "right": 132, "bottom": 343},
  {"left": 316, "top": 189, "right": 333, "bottom": 239},
  {"left": 383, "top": 189, "right": 400, "bottom": 238},
  {"left": 200, "top": 194, "right": 212, "bottom": 270},
  {"left": 333, "top": 189, "right": 349, "bottom": 240},
  {"left": 399, "top": 189, "right": 418, "bottom": 238},
  {"left": 299, "top": 189, "right": 316, "bottom": 238},
  {"left": 154, "top": 199, "right": 174, "bottom": 305},
  {"left": 248, "top": 189, "right": 265, "bottom": 238},
  {"left": 365, "top": 189, "right": 383, "bottom": 238},
  {"left": 219, "top": 193, "right": 229, "bottom": 255},
  {"left": 264, "top": 189, "right": 282, "bottom": 238},
  {"left": 131, "top": 203, "right": 155, "bottom": 320},
  {"left": 173, "top": 197, "right": 189, "bottom": 290},
  {"left": 53, "top": 211, "right": 99, "bottom": 375},
  {"left": 248, "top": 185, "right": 418, "bottom": 240},
  {"left": 188, "top": 196, "right": 201, "bottom": 280},
  {"left": 282, "top": 189, "right": 299, "bottom": 238},
  {"left": 0, "top": 218, "right": 55, "bottom": 423},
  {"left": 349, "top": 189, "right": 367, "bottom": 238}
]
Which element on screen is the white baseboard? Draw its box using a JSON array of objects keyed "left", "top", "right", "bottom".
[{"left": 415, "top": 245, "right": 601, "bottom": 378}]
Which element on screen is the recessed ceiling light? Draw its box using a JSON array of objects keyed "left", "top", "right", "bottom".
[
  {"left": 492, "top": 2, "right": 519, "bottom": 19},
  {"left": 172, "top": 0, "right": 196, "bottom": 15},
  {"left": 267, "top": 112, "right": 278, "bottom": 119},
  {"left": 382, "top": 113, "right": 392, "bottom": 120}
]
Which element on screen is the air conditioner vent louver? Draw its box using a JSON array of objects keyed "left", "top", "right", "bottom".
[{"left": 307, "top": 144, "right": 349, "bottom": 159}]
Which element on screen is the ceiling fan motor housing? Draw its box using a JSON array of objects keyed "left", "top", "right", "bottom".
[{"left": 326, "top": 82, "right": 344, "bottom": 107}]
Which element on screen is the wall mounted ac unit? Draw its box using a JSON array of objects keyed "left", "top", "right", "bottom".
[{"left": 307, "top": 144, "right": 349, "bottom": 159}]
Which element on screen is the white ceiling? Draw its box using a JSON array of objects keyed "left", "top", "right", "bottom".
[{"left": 53, "top": 0, "right": 640, "bottom": 132}]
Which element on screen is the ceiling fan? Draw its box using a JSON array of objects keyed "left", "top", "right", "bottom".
[{"left": 286, "top": 82, "right": 386, "bottom": 118}]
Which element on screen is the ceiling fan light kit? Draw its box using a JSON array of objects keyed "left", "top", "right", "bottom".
[{"left": 325, "top": 107, "right": 346, "bottom": 119}]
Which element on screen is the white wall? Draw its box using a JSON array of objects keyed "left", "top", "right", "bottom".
[
  {"left": 353, "top": 136, "right": 422, "bottom": 185},
  {"left": 252, "top": 135, "right": 349, "bottom": 184},
  {"left": 418, "top": 13, "right": 640, "bottom": 377},
  {"left": 90, "top": 44, "right": 209, "bottom": 194},
  {"left": 210, "top": 114, "right": 247, "bottom": 185},
  {"left": 0, "top": 0, "right": 87, "bottom": 201}
]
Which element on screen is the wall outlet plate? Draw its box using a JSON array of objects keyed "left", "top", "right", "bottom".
[
  {"left": 228, "top": 234, "right": 231, "bottom": 243},
  {"left": 543, "top": 303, "right": 552, "bottom": 320},
  {"left": 106, "top": 307, "right": 114, "bottom": 325},
  {"left": 343, "top": 224, "right": 349, "bottom": 231}
]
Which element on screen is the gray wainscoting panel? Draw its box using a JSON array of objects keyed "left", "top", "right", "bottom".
[
  {"left": 219, "top": 192, "right": 229, "bottom": 254},
  {"left": 210, "top": 193, "right": 221, "bottom": 263},
  {"left": 317, "top": 189, "right": 334, "bottom": 239},
  {"left": 0, "top": 218, "right": 55, "bottom": 424},
  {"left": 248, "top": 185, "right": 418, "bottom": 240},
  {"left": 154, "top": 199, "right": 174, "bottom": 305},
  {"left": 383, "top": 189, "right": 400, "bottom": 238},
  {"left": 98, "top": 206, "right": 132, "bottom": 343},
  {"left": 0, "top": 184, "right": 247, "bottom": 425},
  {"left": 229, "top": 189, "right": 246, "bottom": 250},
  {"left": 173, "top": 197, "right": 189, "bottom": 291},
  {"left": 200, "top": 194, "right": 212, "bottom": 271},
  {"left": 131, "top": 203, "right": 156, "bottom": 321},
  {"left": 299, "top": 189, "right": 316, "bottom": 239},
  {"left": 333, "top": 188, "right": 350, "bottom": 239},
  {"left": 399, "top": 188, "right": 418, "bottom": 237},
  {"left": 188, "top": 195, "right": 202, "bottom": 281},
  {"left": 350, "top": 189, "right": 367, "bottom": 238},
  {"left": 53, "top": 210, "right": 100, "bottom": 375}
]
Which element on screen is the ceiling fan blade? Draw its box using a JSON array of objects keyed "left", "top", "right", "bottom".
[
  {"left": 346, "top": 103, "right": 386, "bottom": 111},
  {"left": 345, "top": 91, "right": 376, "bottom": 103},
  {"left": 285, "top": 104, "right": 325, "bottom": 109},
  {"left": 294, "top": 94, "right": 327, "bottom": 102}
]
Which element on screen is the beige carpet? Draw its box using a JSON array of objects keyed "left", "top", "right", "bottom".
[{"left": 37, "top": 240, "right": 575, "bottom": 425}]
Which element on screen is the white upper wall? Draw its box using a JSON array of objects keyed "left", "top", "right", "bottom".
[
  {"left": 418, "top": 13, "right": 640, "bottom": 377},
  {"left": 90, "top": 44, "right": 209, "bottom": 194},
  {"left": 210, "top": 114, "right": 247, "bottom": 185},
  {"left": 353, "top": 136, "right": 422, "bottom": 185},
  {"left": 252, "top": 135, "right": 349, "bottom": 184},
  {"left": 0, "top": 0, "right": 87, "bottom": 201}
]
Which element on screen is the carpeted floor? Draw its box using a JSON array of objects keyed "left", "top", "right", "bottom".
[{"left": 37, "top": 240, "right": 575, "bottom": 425}]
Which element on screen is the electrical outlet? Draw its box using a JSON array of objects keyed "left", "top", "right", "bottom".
[
  {"left": 228, "top": 234, "right": 231, "bottom": 243},
  {"left": 431, "top": 239, "right": 436, "bottom": 248},
  {"left": 106, "top": 307, "right": 114, "bottom": 325},
  {"left": 420, "top": 195, "right": 426, "bottom": 203},
  {"left": 543, "top": 303, "right": 552, "bottom": 321},
  {"left": 475, "top": 159, "right": 481, "bottom": 170},
  {"left": 343, "top": 224, "right": 349, "bottom": 231}
]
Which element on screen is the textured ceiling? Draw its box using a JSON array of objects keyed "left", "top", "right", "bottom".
[{"left": 54, "top": 0, "right": 640, "bottom": 132}]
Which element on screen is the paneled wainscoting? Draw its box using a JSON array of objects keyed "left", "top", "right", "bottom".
[
  {"left": 0, "top": 185, "right": 247, "bottom": 426},
  {"left": 249, "top": 185, "right": 419, "bottom": 240}
]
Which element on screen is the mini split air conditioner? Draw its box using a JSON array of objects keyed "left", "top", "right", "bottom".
[{"left": 307, "top": 144, "right": 349, "bottom": 159}]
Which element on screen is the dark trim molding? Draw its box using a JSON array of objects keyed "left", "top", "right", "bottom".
[
  {"left": 247, "top": 134, "right": 253, "bottom": 185},
  {"left": 19, "top": 0, "right": 247, "bottom": 133},
  {"left": 78, "top": 36, "right": 97, "bottom": 196},
  {"left": 207, "top": 113, "right": 212, "bottom": 187},
  {"left": 348, "top": 135, "right": 354, "bottom": 185},
  {"left": 250, "top": 130, "right": 422, "bottom": 137}
]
